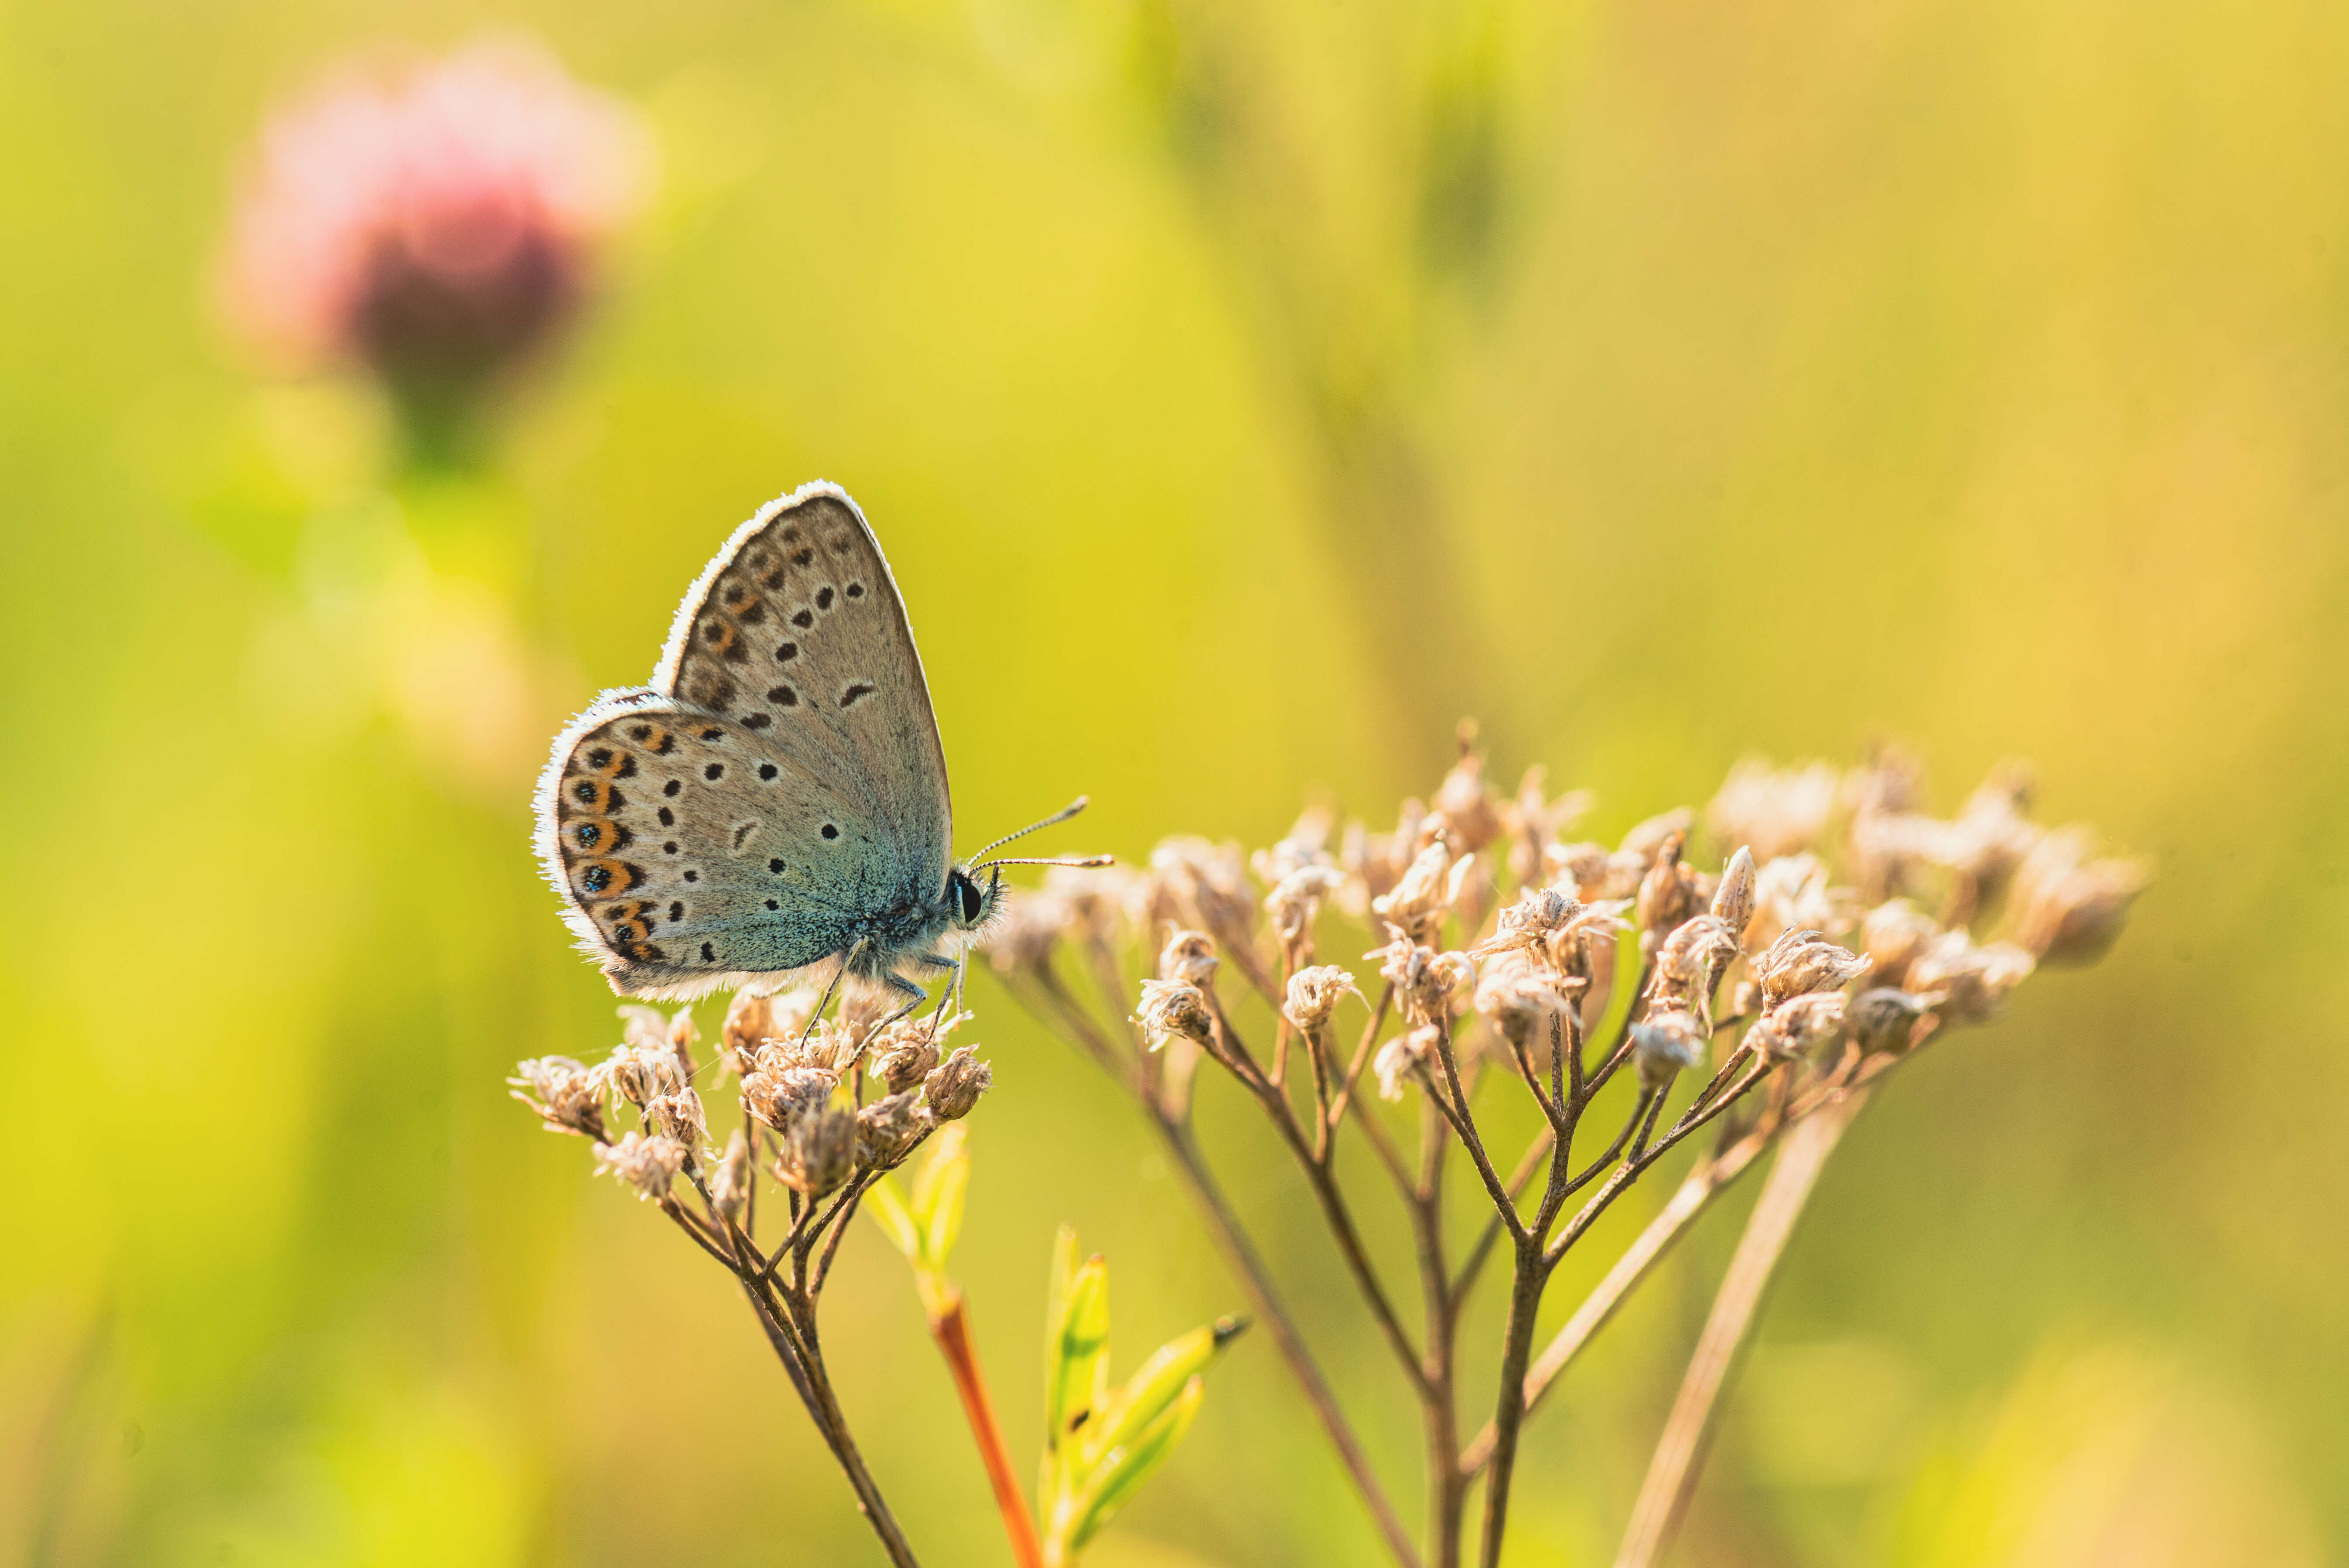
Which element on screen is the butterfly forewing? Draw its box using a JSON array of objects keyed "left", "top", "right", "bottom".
[{"left": 536, "top": 483, "right": 956, "bottom": 999}]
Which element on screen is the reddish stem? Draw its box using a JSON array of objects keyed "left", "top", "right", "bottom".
[{"left": 931, "top": 1294, "right": 1046, "bottom": 1568}]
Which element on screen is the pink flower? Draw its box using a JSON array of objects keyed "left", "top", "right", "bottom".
[{"left": 223, "top": 38, "right": 648, "bottom": 404}]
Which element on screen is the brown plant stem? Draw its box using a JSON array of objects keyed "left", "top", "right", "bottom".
[
  {"left": 1612, "top": 1092, "right": 1865, "bottom": 1568},
  {"left": 1150, "top": 1112, "right": 1426, "bottom": 1568},
  {"left": 930, "top": 1293, "right": 1046, "bottom": 1568}
]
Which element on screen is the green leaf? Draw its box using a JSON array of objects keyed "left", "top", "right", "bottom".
[
  {"left": 1065, "top": 1376, "right": 1205, "bottom": 1554},
  {"left": 864, "top": 1172, "right": 920, "bottom": 1262},
  {"left": 910, "top": 1124, "right": 969, "bottom": 1271},
  {"left": 1079, "top": 1316, "right": 1246, "bottom": 1469},
  {"left": 1044, "top": 1237, "right": 1110, "bottom": 1461}
]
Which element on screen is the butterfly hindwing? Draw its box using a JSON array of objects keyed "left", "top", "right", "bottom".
[{"left": 535, "top": 483, "right": 956, "bottom": 999}]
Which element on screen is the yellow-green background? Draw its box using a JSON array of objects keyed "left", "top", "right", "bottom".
[{"left": 3, "top": 0, "right": 2343, "bottom": 1564}]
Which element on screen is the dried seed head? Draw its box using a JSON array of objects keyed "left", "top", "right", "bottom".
[
  {"left": 1373, "top": 1024, "right": 1441, "bottom": 1101},
  {"left": 768, "top": 986, "right": 823, "bottom": 1042},
  {"left": 1044, "top": 863, "right": 1134, "bottom": 946},
  {"left": 775, "top": 1106, "right": 856, "bottom": 1196},
  {"left": 1543, "top": 840, "right": 1619, "bottom": 899},
  {"left": 1377, "top": 940, "right": 1475, "bottom": 1027},
  {"left": 1159, "top": 928, "right": 1222, "bottom": 986},
  {"left": 710, "top": 1128, "right": 751, "bottom": 1220},
  {"left": 1655, "top": 914, "right": 1740, "bottom": 1000},
  {"left": 595, "top": 1131, "right": 687, "bottom": 1201},
  {"left": 1252, "top": 804, "right": 1339, "bottom": 885},
  {"left": 1707, "top": 760, "right": 1840, "bottom": 864},
  {"left": 2007, "top": 828, "right": 2148, "bottom": 964},
  {"left": 1373, "top": 840, "right": 1468, "bottom": 942},
  {"left": 1748, "top": 992, "right": 1847, "bottom": 1061},
  {"left": 720, "top": 991, "right": 772, "bottom": 1077},
  {"left": 838, "top": 988, "right": 891, "bottom": 1052},
  {"left": 620, "top": 1004, "right": 697, "bottom": 1079},
  {"left": 1622, "top": 809, "right": 1695, "bottom": 862},
  {"left": 856, "top": 1092, "right": 932, "bottom": 1168},
  {"left": 1630, "top": 1008, "right": 1707, "bottom": 1090},
  {"left": 1861, "top": 899, "right": 1941, "bottom": 990},
  {"left": 1432, "top": 746, "right": 1504, "bottom": 852},
  {"left": 1755, "top": 928, "right": 1872, "bottom": 1007},
  {"left": 1842, "top": 745, "right": 1928, "bottom": 821},
  {"left": 1711, "top": 847, "right": 1758, "bottom": 939},
  {"left": 1549, "top": 900, "right": 1633, "bottom": 977},
  {"left": 594, "top": 1041, "right": 682, "bottom": 1108},
  {"left": 741, "top": 1065, "right": 837, "bottom": 1134},
  {"left": 1635, "top": 831, "right": 1704, "bottom": 938},
  {"left": 1134, "top": 978, "right": 1215, "bottom": 1050},
  {"left": 1473, "top": 885, "right": 1582, "bottom": 958},
  {"left": 1846, "top": 987, "right": 1936, "bottom": 1054},
  {"left": 1475, "top": 957, "right": 1582, "bottom": 1047},
  {"left": 1745, "top": 853, "right": 1859, "bottom": 950},
  {"left": 1907, "top": 932, "right": 2036, "bottom": 1025},
  {"left": 647, "top": 1089, "right": 707, "bottom": 1148},
  {"left": 1264, "top": 864, "right": 1346, "bottom": 947},
  {"left": 1942, "top": 764, "right": 2044, "bottom": 887},
  {"left": 1149, "top": 837, "right": 1259, "bottom": 954},
  {"left": 1283, "top": 965, "right": 1363, "bottom": 1032},
  {"left": 922, "top": 1046, "right": 993, "bottom": 1120},
  {"left": 509, "top": 1055, "right": 607, "bottom": 1139},
  {"left": 986, "top": 888, "right": 1069, "bottom": 972},
  {"left": 755, "top": 1016, "right": 863, "bottom": 1077}
]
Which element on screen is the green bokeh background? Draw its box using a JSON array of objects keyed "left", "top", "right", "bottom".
[{"left": 4, "top": 1, "right": 2344, "bottom": 1564}]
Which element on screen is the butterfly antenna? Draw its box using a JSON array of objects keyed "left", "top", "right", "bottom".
[{"left": 967, "top": 796, "right": 1091, "bottom": 864}]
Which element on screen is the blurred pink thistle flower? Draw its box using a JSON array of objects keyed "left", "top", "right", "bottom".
[{"left": 223, "top": 38, "right": 648, "bottom": 432}]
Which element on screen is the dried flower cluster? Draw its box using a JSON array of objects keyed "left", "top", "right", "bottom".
[
  {"left": 509, "top": 983, "right": 997, "bottom": 1568},
  {"left": 985, "top": 734, "right": 2142, "bottom": 1568}
]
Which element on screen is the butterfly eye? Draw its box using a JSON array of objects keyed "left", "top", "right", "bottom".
[{"left": 951, "top": 870, "right": 983, "bottom": 924}]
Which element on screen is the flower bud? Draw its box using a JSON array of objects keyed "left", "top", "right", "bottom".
[
  {"left": 985, "top": 889, "right": 1068, "bottom": 971},
  {"left": 1630, "top": 1008, "right": 1707, "bottom": 1090},
  {"left": 1283, "top": 965, "right": 1362, "bottom": 1032},
  {"left": 720, "top": 991, "right": 772, "bottom": 1076},
  {"left": 1635, "top": 831, "right": 1702, "bottom": 937},
  {"left": 1846, "top": 987, "right": 1936, "bottom": 1054},
  {"left": 775, "top": 1107, "right": 856, "bottom": 1197},
  {"left": 1373, "top": 1025, "right": 1441, "bottom": 1101},
  {"left": 1906, "top": 933, "right": 2035, "bottom": 1025},
  {"left": 1860, "top": 900, "right": 1940, "bottom": 990},
  {"left": 1135, "top": 979, "right": 1216, "bottom": 1050},
  {"left": 1655, "top": 914, "right": 1739, "bottom": 1000},
  {"left": 647, "top": 1089, "right": 707, "bottom": 1148},
  {"left": 923, "top": 1047, "right": 994, "bottom": 1121},
  {"left": 1711, "top": 847, "right": 1757, "bottom": 939},
  {"left": 1159, "top": 928, "right": 1221, "bottom": 986},
  {"left": 742, "top": 1066, "right": 837, "bottom": 1134},
  {"left": 1706, "top": 761, "right": 1838, "bottom": 864},
  {"left": 594, "top": 1131, "right": 686, "bottom": 1201},
  {"left": 1373, "top": 841, "right": 1467, "bottom": 941},
  {"left": 1746, "top": 992, "right": 1846, "bottom": 1061},
  {"left": 2007, "top": 828, "right": 2148, "bottom": 965},
  {"left": 856, "top": 1092, "right": 932, "bottom": 1168},
  {"left": 508, "top": 1056, "right": 607, "bottom": 1139},
  {"left": 1754, "top": 929, "right": 1872, "bottom": 1007}
]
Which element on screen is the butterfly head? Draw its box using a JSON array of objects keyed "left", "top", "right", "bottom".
[{"left": 946, "top": 864, "right": 1003, "bottom": 931}]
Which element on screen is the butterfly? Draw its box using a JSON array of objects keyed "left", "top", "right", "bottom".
[{"left": 534, "top": 480, "right": 1101, "bottom": 1007}]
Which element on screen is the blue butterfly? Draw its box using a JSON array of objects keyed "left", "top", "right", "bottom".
[{"left": 535, "top": 481, "right": 1097, "bottom": 1007}]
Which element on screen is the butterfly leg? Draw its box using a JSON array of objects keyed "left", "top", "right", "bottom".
[{"left": 796, "top": 941, "right": 868, "bottom": 1049}]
